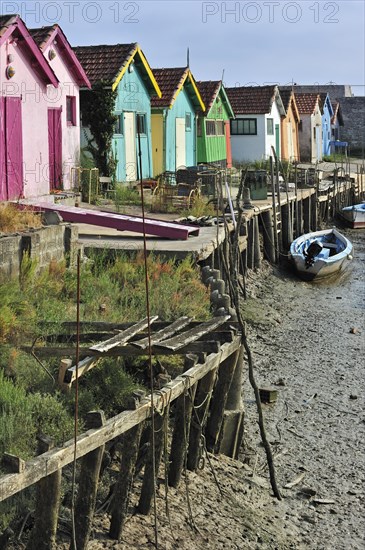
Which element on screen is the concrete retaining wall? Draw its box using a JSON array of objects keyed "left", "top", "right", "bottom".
[{"left": 0, "top": 224, "right": 78, "bottom": 281}]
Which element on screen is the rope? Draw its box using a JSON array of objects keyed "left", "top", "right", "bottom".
[{"left": 137, "top": 129, "right": 159, "bottom": 548}]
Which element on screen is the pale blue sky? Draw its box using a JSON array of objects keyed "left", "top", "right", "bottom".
[{"left": 2, "top": 0, "right": 364, "bottom": 94}]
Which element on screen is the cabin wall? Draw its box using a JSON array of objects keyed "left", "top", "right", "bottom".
[
  {"left": 264, "top": 101, "right": 281, "bottom": 160},
  {"left": 42, "top": 42, "right": 81, "bottom": 190},
  {"left": 321, "top": 99, "right": 332, "bottom": 156},
  {"left": 163, "top": 89, "right": 196, "bottom": 172},
  {"left": 113, "top": 67, "right": 153, "bottom": 182},
  {"left": 197, "top": 93, "right": 230, "bottom": 165},
  {"left": 230, "top": 114, "right": 266, "bottom": 163},
  {"left": 281, "top": 101, "right": 300, "bottom": 162}
]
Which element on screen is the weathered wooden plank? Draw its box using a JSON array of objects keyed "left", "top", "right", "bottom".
[
  {"left": 0, "top": 336, "right": 240, "bottom": 502},
  {"left": 154, "top": 316, "right": 231, "bottom": 351},
  {"left": 22, "top": 340, "right": 222, "bottom": 358},
  {"left": 89, "top": 316, "right": 158, "bottom": 352},
  {"left": 131, "top": 316, "right": 192, "bottom": 349},
  {"left": 63, "top": 356, "right": 99, "bottom": 384}
]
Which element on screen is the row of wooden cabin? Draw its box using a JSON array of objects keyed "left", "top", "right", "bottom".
[{"left": 0, "top": 14, "right": 346, "bottom": 201}]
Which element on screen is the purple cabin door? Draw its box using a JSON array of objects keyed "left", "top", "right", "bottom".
[
  {"left": 48, "top": 108, "right": 62, "bottom": 190},
  {"left": 0, "top": 96, "right": 24, "bottom": 200}
]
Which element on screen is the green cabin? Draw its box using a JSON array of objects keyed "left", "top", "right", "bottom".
[{"left": 196, "top": 81, "right": 235, "bottom": 167}]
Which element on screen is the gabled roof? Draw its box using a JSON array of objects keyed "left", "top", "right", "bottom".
[
  {"left": 318, "top": 92, "right": 334, "bottom": 117},
  {"left": 29, "top": 24, "right": 91, "bottom": 88},
  {"left": 0, "top": 14, "right": 59, "bottom": 87},
  {"left": 73, "top": 43, "right": 161, "bottom": 96},
  {"left": 294, "top": 93, "right": 322, "bottom": 115},
  {"left": 331, "top": 100, "right": 344, "bottom": 126},
  {"left": 225, "top": 85, "right": 285, "bottom": 116},
  {"left": 151, "top": 67, "right": 205, "bottom": 111},
  {"left": 279, "top": 89, "right": 300, "bottom": 122},
  {"left": 196, "top": 80, "right": 234, "bottom": 118}
]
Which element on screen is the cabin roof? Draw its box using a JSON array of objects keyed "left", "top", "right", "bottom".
[
  {"left": 196, "top": 80, "right": 234, "bottom": 118},
  {"left": 294, "top": 93, "right": 321, "bottom": 115},
  {"left": 151, "top": 67, "right": 205, "bottom": 111},
  {"left": 225, "top": 85, "right": 284, "bottom": 115},
  {"left": 279, "top": 89, "right": 300, "bottom": 122},
  {"left": 29, "top": 24, "right": 91, "bottom": 88},
  {"left": 73, "top": 43, "right": 161, "bottom": 96}
]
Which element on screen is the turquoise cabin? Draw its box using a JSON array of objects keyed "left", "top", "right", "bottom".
[
  {"left": 319, "top": 93, "right": 334, "bottom": 156},
  {"left": 150, "top": 67, "right": 205, "bottom": 176},
  {"left": 74, "top": 43, "right": 161, "bottom": 182}
]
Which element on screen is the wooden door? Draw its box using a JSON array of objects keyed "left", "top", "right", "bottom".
[
  {"left": 48, "top": 108, "right": 63, "bottom": 190},
  {"left": 175, "top": 117, "right": 186, "bottom": 170},
  {"left": 124, "top": 112, "right": 137, "bottom": 181},
  {"left": 0, "top": 97, "right": 24, "bottom": 200}
]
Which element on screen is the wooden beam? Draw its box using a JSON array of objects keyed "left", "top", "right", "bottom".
[
  {"left": 131, "top": 316, "right": 191, "bottom": 349},
  {"left": 0, "top": 336, "right": 240, "bottom": 502},
  {"left": 154, "top": 316, "right": 230, "bottom": 351}
]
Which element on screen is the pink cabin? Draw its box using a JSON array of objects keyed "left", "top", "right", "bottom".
[{"left": 0, "top": 15, "right": 90, "bottom": 201}]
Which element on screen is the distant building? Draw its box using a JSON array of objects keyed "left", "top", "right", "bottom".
[
  {"left": 295, "top": 93, "right": 323, "bottom": 163},
  {"left": 196, "top": 80, "right": 234, "bottom": 168},
  {"left": 279, "top": 89, "right": 300, "bottom": 162},
  {"left": 225, "top": 85, "right": 285, "bottom": 163},
  {"left": 150, "top": 67, "right": 205, "bottom": 175}
]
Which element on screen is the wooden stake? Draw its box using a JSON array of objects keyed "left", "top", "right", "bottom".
[
  {"left": 168, "top": 355, "right": 199, "bottom": 488},
  {"left": 26, "top": 436, "right": 61, "bottom": 550},
  {"left": 73, "top": 411, "right": 106, "bottom": 550},
  {"left": 110, "top": 422, "right": 144, "bottom": 539}
]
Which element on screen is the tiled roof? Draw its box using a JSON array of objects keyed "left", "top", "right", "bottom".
[
  {"left": 279, "top": 89, "right": 292, "bottom": 112},
  {"left": 196, "top": 80, "right": 221, "bottom": 112},
  {"left": 28, "top": 25, "right": 56, "bottom": 48},
  {"left": 294, "top": 93, "right": 321, "bottom": 115},
  {"left": 151, "top": 67, "right": 188, "bottom": 108},
  {"left": 225, "top": 85, "right": 277, "bottom": 114},
  {"left": 73, "top": 43, "right": 138, "bottom": 85},
  {"left": 0, "top": 13, "right": 18, "bottom": 37}
]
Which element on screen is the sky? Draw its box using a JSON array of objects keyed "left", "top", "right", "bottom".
[{"left": 1, "top": 0, "right": 364, "bottom": 95}]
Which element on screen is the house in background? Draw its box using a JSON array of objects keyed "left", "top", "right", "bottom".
[
  {"left": 318, "top": 93, "right": 334, "bottom": 156},
  {"left": 74, "top": 43, "right": 161, "bottom": 182},
  {"left": 150, "top": 67, "right": 205, "bottom": 176},
  {"left": 196, "top": 80, "right": 234, "bottom": 168},
  {"left": 0, "top": 14, "right": 59, "bottom": 200},
  {"left": 29, "top": 24, "right": 90, "bottom": 191},
  {"left": 225, "top": 85, "right": 285, "bottom": 163},
  {"left": 330, "top": 100, "right": 345, "bottom": 153},
  {"left": 278, "top": 89, "right": 300, "bottom": 162},
  {"left": 295, "top": 93, "right": 323, "bottom": 163}
]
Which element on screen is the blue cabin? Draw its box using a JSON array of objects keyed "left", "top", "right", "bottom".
[
  {"left": 319, "top": 93, "right": 334, "bottom": 156},
  {"left": 150, "top": 67, "right": 205, "bottom": 176},
  {"left": 74, "top": 43, "right": 161, "bottom": 182}
]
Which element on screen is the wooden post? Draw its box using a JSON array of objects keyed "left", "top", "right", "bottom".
[
  {"left": 187, "top": 366, "right": 218, "bottom": 471},
  {"left": 261, "top": 210, "right": 275, "bottom": 263},
  {"left": 26, "top": 436, "right": 61, "bottom": 550},
  {"left": 168, "top": 354, "right": 199, "bottom": 488},
  {"left": 72, "top": 411, "right": 105, "bottom": 550},
  {"left": 311, "top": 192, "right": 317, "bottom": 232},
  {"left": 137, "top": 409, "right": 166, "bottom": 515},
  {"left": 205, "top": 349, "right": 240, "bottom": 453},
  {"left": 246, "top": 219, "right": 255, "bottom": 269},
  {"left": 297, "top": 195, "right": 303, "bottom": 236},
  {"left": 281, "top": 203, "right": 292, "bottom": 251},
  {"left": 253, "top": 216, "right": 261, "bottom": 269},
  {"left": 270, "top": 156, "right": 279, "bottom": 262},
  {"left": 303, "top": 196, "right": 311, "bottom": 233},
  {"left": 58, "top": 358, "right": 72, "bottom": 392},
  {"left": 109, "top": 422, "right": 143, "bottom": 539}
]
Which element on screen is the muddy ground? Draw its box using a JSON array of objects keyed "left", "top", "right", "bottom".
[
  {"left": 9, "top": 230, "right": 364, "bottom": 550},
  {"left": 84, "top": 228, "right": 364, "bottom": 550}
]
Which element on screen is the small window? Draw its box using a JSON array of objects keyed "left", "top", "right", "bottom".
[
  {"left": 266, "top": 118, "right": 274, "bottom": 135},
  {"left": 216, "top": 120, "right": 225, "bottom": 135},
  {"left": 230, "top": 118, "right": 257, "bottom": 135},
  {"left": 197, "top": 117, "right": 202, "bottom": 137},
  {"left": 66, "top": 96, "right": 76, "bottom": 126},
  {"left": 136, "top": 113, "right": 146, "bottom": 134},
  {"left": 185, "top": 112, "right": 192, "bottom": 131},
  {"left": 206, "top": 120, "right": 216, "bottom": 136},
  {"left": 114, "top": 113, "right": 123, "bottom": 135}
]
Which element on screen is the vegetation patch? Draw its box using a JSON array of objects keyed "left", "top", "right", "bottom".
[{"left": 0, "top": 204, "right": 42, "bottom": 234}]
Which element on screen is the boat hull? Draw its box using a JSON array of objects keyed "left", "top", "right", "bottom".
[
  {"left": 342, "top": 204, "right": 365, "bottom": 229},
  {"left": 290, "top": 228, "right": 353, "bottom": 281}
]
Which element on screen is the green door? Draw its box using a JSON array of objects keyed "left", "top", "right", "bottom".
[{"left": 275, "top": 124, "right": 280, "bottom": 159}]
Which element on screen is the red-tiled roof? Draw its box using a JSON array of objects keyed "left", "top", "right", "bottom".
[
  {"left": 279, "top": 89, "right": 292, "bottom": 112},
  {"left": 295, "top": 93, "right": 321, "bottom": 115},
  {"left": 225, "top": 85, "right": 278, "bottom": 114},
  {"left": 28, "top": 25, "right": 55, "bottom": 48},
  {"left": 196, "top": 80, "right": 221, "bottom": 112},
  {"left": 73, "top": 43, "right": 137, "bottom": 85},
  {"left": 151, "top": 67, "right": 187, "bottom": 108}
]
